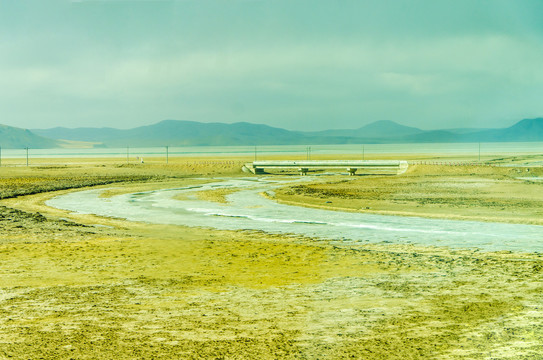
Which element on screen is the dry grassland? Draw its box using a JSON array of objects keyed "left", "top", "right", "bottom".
[
  {"left": 0, "top": 156, "right": 542, "bottom": 359},
  {"left": 275, "top": 164, "right": 543, "bottom": 225}
]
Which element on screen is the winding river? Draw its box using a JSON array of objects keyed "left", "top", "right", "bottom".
[{"left": 47, "top": 177, "right": 543, "bottom": 252}]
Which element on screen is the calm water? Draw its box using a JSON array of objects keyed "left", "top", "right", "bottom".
[
  {"left": 2, "top": 142, "right": 543, "bottom": 159},
  {"left": 47, "top": 177, "right": 543, "bottom": 253}
]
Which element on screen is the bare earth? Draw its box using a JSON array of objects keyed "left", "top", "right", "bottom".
[{"left": 0, "top": 156, "right": 542, "bottom": 359}]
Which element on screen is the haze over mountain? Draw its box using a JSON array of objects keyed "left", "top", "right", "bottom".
[
  {"left": 0, "top": 124, "right": 59, "bottom": 149},
  {"left": 308, "top": 120, "right": 424, "bottom": 139},
  {"left": 466, "top": 118, "right": 543, "bottom": 142},
  {"left": 27, "top": 118, "right": 543, "bottom": 149},
  {"left": 34, "top": 120, "right": 309, "bottom": 147}
]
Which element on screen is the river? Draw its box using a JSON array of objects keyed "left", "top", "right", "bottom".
[{"left": 46, "top": 177, "right": 543, "bottom": 253}]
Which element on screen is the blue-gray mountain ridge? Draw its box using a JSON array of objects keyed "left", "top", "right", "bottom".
[{"left": 0, "top": 118, "right": 541, "bottom": 149}]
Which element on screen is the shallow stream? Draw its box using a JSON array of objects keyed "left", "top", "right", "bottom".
[{"left": 47, "top": 177, "right": 543, "bottom": 252}]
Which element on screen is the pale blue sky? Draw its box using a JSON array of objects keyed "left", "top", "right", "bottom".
[{"left": 1, "top": 0, "right": 543, "bottom": 130}]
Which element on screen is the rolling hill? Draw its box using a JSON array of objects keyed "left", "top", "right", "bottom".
[
  {"left": 307, "top": 120, "right": 424, "bottom": 139},
  {"left": 0, "top": 124, "right": 60, "bottom": 149},
  {"left": 34, "top": 120, "right": 314, "bottom": 147},
  {"left": 469, "top": 117, "right": 543, "bottom": 142},
  {"left": 400, "top": 118, "right": 543, "bottom": 143},
  {"left": 21, "top": 117, "right": 543, "bottom": 148}
]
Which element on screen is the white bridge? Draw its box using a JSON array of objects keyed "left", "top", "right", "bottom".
[{"left": 244, "top": 160, "right": 408, "bottom": 175}]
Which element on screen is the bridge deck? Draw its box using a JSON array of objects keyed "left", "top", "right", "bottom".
[{"left": 245, "top": 160, "right": 408, "bottom": 175}]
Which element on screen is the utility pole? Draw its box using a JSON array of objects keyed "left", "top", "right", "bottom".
[
  {"left": 254, "top": 146, "right": 257, "bottom": 162},
  {"left": 478, "top": 143, "right": 481, "bottom": 163},
  {"left": 166, "top": 145, "right": 169, "bottom": 164},
  {"left": 0, "top": 145, "right": 2, "bottom": 167},
  {"left": 127, "top": 146, "right": 129, "bottom": 164},
  {"left": 25, "top": 147, "right": 29, "bottom": 167},
  {"left": 362, "top": 145, "right": 365, "bottom": 161}
]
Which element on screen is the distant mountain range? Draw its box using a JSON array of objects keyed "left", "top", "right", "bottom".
[
  {"left": 0, "top": 118, "right": 542, "bottom": 149},
  {"left": 32, "top": 119, "right": 433, "bottom": 147},
  {"left": 304, "top": 118, "right": 543, "bottom": 143}
]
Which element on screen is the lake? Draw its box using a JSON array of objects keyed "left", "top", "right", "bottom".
[{"left": 1, "top": 142, "right": 543, "bottom": 159}]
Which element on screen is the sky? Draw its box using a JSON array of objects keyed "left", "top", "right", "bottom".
[{"left": 1, "top": 0, "right": 543, "bottom": 131}]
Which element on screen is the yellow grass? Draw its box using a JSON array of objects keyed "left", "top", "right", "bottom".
[
  {"left": 0, "top": 154, "right": 542, "bottom": 358},
  {"left": 274, "top": 164, "right": 543, "bottom": 224}
]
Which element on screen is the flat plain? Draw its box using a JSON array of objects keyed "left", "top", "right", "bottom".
[{"left": 0, "top": 155, "right": 542, "bottom": 359}]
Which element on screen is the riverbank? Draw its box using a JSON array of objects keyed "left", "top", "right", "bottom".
[
  {"left": 274, "top": 163, "right": 543, "bottom": 225},
  {"left": 0, "top": 157, "right": 542, "bottom": 358}
]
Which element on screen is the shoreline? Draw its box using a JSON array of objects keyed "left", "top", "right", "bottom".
[
  {"left": 273, "top": 164, "right": 543, "bottom": 226},
  {"left": 271, "top": 194, "right": 543, "bottom": 226}
]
